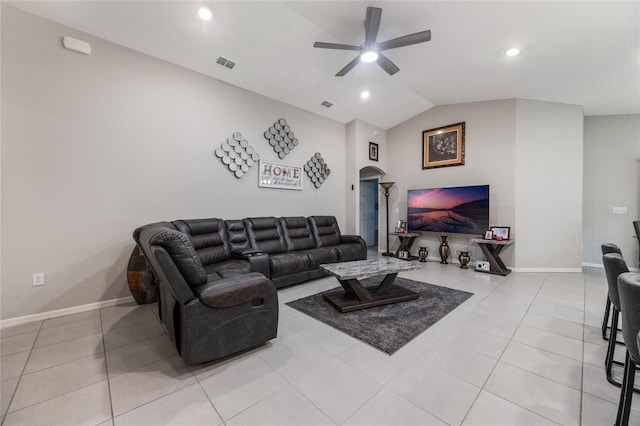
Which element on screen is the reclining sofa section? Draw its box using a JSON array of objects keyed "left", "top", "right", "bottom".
[{"left": 133, "top": 215, "right": 365, "bottom": 364}]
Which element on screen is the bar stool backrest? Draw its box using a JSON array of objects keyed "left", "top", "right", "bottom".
[
  {"left": 618, "top": 272, "right": 640, "bottom": 363},
  {"left": 603, "top": 253, "right": 629, "bottom": 309},
  {"left": 602, "top": 243, "right": 623, "bottom": 256}
]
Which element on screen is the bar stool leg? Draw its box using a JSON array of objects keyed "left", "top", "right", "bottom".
[
  {"left": 615, "top": 351, "right": 636, "bottom": 426},
  {"left": 603, "top": 296, "right": 612, "bottom": 339}
]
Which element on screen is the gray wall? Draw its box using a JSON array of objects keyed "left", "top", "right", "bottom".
[
  {"left": 583, "top": 114, "right": 640, "bottom": 267},
  {"left": 515, "top": 100, "right": 584, "bottom": 271},
  {"left": 386, "top": 100, "right": 517, "bottom": 266},
  {"left": 345, "top": 119, "right": 387, "bottom": 239},
  {"left": 386, "top": 99, "right": 585, "bottom": 270},
  {"left": 1, "top": 7, "right": 347, "bottom": 319}
]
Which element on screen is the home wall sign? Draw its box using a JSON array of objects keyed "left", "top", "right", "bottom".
[
  {"left": 258, "top": 160, "right": 303, "bottom": 190},
  {"left": 264, "top": 118, "right": 298, "bottom": 159},
  {"left": 304, "top": 152, "right": 331, "bottom": 188},
  {"left": 215, "top": 132, "right": 260, "bottom": 178}
]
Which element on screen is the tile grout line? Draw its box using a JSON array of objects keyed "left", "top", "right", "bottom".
[
  {"left": 579, "top": 268, "right": 587, "bottom": 426},
  {"left": 0, "top": 320, "right": 45, "bottom": 425},
  {"left": 189, "top": 364, "right": 228, "bottom": 426},
  {"left": 101, "top": 304, "right": 193, "bottom": 423},
  {"left": 100, "top": 307, "right": 117, "bottom": 426},
  {"left": 459, "top": 271, "right": 561, "bottom": 425}
]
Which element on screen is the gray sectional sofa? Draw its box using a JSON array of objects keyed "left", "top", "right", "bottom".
[{"left": 134, "top": 215, "right": 366, "bottom": 365}]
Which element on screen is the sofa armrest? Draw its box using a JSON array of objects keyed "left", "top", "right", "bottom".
[
  {"left": 193, "top": 272, "right": 271, "bottom": 308},
  {"left": 341, "top": 234, "right": 367, "bottom": 260},
  {"left": 232, "top": 248, "right": 263, "bottom": 257},
  {"left": 341, "top": 235, "right": 363, "bottom": 244},
  {"left": 245, "top": 253, "right": 271, "bottom": 277}
]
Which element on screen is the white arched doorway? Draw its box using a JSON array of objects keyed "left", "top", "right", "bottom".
[{"left": 359, "top": 166, "right": 386, "bottom": 248}]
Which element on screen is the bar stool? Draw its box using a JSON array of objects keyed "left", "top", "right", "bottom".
[
  {"left": 614, "top": 272, "right": 640, "bottom": 426},
  {"left": 633, "top": 221, "right": 640, "bottom": 269},
  {"left": 603, "top": 253, "right": 632, "bottom": 387},
  {"left": 602, "top": 243, "right": 624, "bottom": 340}
]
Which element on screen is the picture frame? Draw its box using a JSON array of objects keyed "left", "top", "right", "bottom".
[
  {"left": 369, "top": 142, "right": 379, "bottom": 161},
  {"left": 422, "top": 122, "right": 465, "bottom": 169},
  {"left": 397, "top": 220, "right": 407, "bottom": 233},
  {"left": 490, "top": 226, "right": 510, "bottom": 240},
  {"left": 398, "top": 250, "right": 409, "bottom": 259},
  {"left": 484, "top": 231, "right": 493, "bottom": 240}
]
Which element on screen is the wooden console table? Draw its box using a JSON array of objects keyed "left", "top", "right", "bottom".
[
  {"left": 471, "top": 239, "right": 514, "bottom": 276},
  {"left": 390, "top": 232, "right": 420, "bottom": 261}
]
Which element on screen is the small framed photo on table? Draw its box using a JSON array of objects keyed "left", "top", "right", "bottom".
[
  {"left": 484, "top": 231, "right": 493, "bottom": 240},
  {"left": 490, "top": 226, "right": 510, "bottom": 240}
]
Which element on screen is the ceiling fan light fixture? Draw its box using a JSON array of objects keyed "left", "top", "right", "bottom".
[
  {"left": 198, "top": 7, "right": 212, "bottom": 21},
  {"left": 505, "top": 48, "right": 520, "bottom": 57},
  {"left": 360, "top": 50, "right": 379, "bottom": 63}
]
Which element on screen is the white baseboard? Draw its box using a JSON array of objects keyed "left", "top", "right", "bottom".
[
  {"left": 581, "top": 263, "right": 638, "bottom": 272},
  {"left": 511, "top": 267, "right": 583, "bottom": 273},
  {"left": 0, "top": 296, "right": 135, "bottom": 329}
]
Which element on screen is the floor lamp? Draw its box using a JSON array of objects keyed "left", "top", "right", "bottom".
[{"left": 379, "top": 181, "right": 396, "bottom": 256}]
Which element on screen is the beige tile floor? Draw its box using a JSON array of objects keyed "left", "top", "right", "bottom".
[{"left": 1, "top": 255, "right": 639, "bottom": 425}]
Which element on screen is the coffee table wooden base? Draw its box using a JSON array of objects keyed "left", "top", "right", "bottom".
[{"left": 323, "top": 273, "right": 419, "bottom": 313}]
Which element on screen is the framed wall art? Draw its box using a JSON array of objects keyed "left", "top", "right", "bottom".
[
  {"left": 369, "top": 142, "right": 379, "bottom": 161},
  {"left": 422, "top": 122, "right": 465, "bottom": 169}
]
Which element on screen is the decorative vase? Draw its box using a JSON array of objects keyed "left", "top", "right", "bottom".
[
  {"left": 418, "top": 246, "right": 429, "bottom": 262},
  {"left": 457, "top": 250, "right": 471, "bottom": 269},
  {"left": 127, "top": 246, "right": 158, "bottom": 305},
  {"left": 439, "top": 235, "right": 450, "bottom": 264}
]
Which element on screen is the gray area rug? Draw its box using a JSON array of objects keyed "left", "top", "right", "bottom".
[{"left": 286, "top": 277, "right": 473, "bottom": 355}]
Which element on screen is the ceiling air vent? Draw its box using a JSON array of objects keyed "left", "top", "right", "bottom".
[
  {"left": 216, "top": 56, "right": 236, "bottom": 69},
  {"left": 321, "top": 100, "right": 334, "bottom": 108}
]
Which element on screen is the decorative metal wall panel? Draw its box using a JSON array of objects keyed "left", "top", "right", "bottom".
[
  {"left": 215, "top": 132, "right": 259, "bottom": 178},
  {"left": 263, "top": 118, "right": 298, "bottom": 159},
  {"left": 304, "top": 152, "right": 331, "bottom": 188}
]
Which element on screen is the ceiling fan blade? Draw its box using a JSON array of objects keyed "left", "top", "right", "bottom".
[
  {"left": 376, "top": 53, "right": 400, "bottom": 76},
  {"left": 378, "top": 30, "right": 431, "bottom": 51},
  {"left": 364, "top": 7, "right": 382, "bottom": 47},
  {"left": 335, "top": 56, "right": 361, "bottom": 77},
  {"left": 313, "top": 42, "right": 362, "bottom": 51}
]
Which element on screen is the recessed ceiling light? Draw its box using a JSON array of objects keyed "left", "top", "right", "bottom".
[
  {"left": 360, "top": 50, "right": 378, "bottom": 63},
  {"left": 505, "top": 48, "right": 520, "bottom": 57},
  {"left": 198, "top": 7, "right": 212, "bottom": 21},
  {"left": 360, "top": 90, "right": 370, "bottom": 99}
]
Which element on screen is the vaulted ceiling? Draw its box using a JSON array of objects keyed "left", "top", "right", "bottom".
[{"left": 8, "top": 1, "right": 640, "bottom": 129}]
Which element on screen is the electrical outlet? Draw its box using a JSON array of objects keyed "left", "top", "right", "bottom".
[
  {"left": 612, "top": 207, "right": 628, "bottom": 215},
  {"left": 32, "top": 273, "right": 45, "bottom": 286}
]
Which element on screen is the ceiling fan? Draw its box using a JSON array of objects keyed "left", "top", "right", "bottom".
[{"left": 313, "top": 7, "right": 431, "bottom": 77}]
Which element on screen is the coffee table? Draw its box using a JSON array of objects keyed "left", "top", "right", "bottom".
[{"left": 320, "top": 258, "right": 423, "bottom": 313}]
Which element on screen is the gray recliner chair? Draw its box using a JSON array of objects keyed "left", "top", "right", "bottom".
[{"left": 133, "top": 222, "right": 278, "bottom": 365}]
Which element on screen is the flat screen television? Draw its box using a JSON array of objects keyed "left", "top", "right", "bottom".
[{"left": 407, "top": 184, "right": 489, "bottom": 234}]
